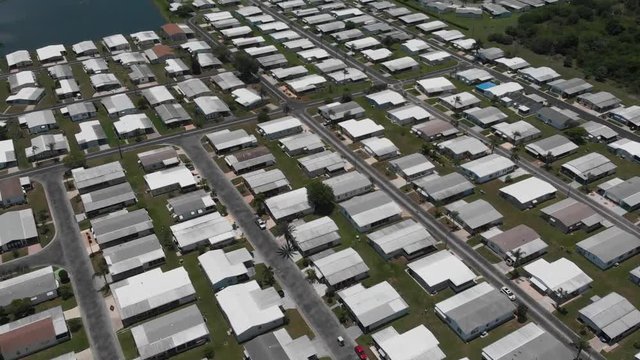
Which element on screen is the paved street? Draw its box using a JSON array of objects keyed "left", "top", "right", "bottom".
[
  {"left": 297, "top": 111, "right": 602, "bottom": 360},
  {"left": 174, "top": 136, "right": 356, "bottom": 360}
]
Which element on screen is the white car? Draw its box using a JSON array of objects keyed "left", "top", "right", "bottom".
[
  {"left": 255, "top": 217, "right": 267, "bottom": 230},
  {"left": 501, "top": 286, "right": 516, "bottom": 301}
]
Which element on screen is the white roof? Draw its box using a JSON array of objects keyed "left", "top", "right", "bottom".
[
  {"left": 206, "top": 129, "right": 257, "bottom": 151},
  {"left": 143, "top": 165, "right": 196, "bottom": 192},
  {"left": 382, "top": 57, "right": 419, "bottom": 72},
  {"left": 271, "top": 65, "right": 309, "bottom": 80},
  {"left": 103, "top": 34, "right": 129, "bottom": 49},
  {"left": 578, "top": 292, "right": 640, "bottom": 340},
  {"left": 524, "top": 258, "right": 593, "bottom": 295},
  {"left": 142, "top": 86, "right": 175, "bottom": 106},
  {"left": 499, "top": 177, "right": 556, "bottom": 205},
  {"left": 461, "top": 154, "right": 515, "bottom": 179},
  {"left": 340, "top": 191, "right": 402, "bottom": 229},
  {"left": 484, "top": 82, "right": 524, "bottom": 97},
  {"left": 420, "top": 51, "right": 451, "bottom": 62},
  {"left": 338, "top": 118, "right": 384, "bottom": 139},
  {"left": 283, "top": 38, "right": 314, "bottom": 50},
  {"left": 82, "top": 58, "right": 109, "bottom": 73},
  {"left": 232, "top": 36, "right": 265, "bottom": 47},
  {"left": 416, "top": 77, "right": 456, "bottom": 94},
  {"left": 258, "top": 21, "right": 289, "bottom": 32},
  {"left": 315, "top": 58, "right": 347, "bottom": 73},
  {"left": 362, "top": 48, "right": 393, "bottom": 61},
  {"left": 313, "top": 248, "right": 369, "bottom": 286},
  {"left": 236, "top": 6, "right": 262, "bottom": 17},
  {"left": 368, "top": 219, "right": 437, "bottom": 258},
  {"left": 328, "top": 67, "right": 368, "bottom": 82},
  {"left": 402, "top": 38, "right": 429, "bottom": 52},
  {"left": 198, "top": 248, "right": 253, "bottom": 289},
  {"left": 0, "top": 140, "right": 16, "bottom": 165},
  {"left": 519, "top": 66, "right": 561, "bottom": 82},
  {"left": 609, "top": 138, "right": 640, "bottom": 159},
  {"left": 243, "top": 169, "right": 289, "bottom": 195},
  {"left": 204, "top": 11, "right": 233, "bottom": 22},
  {"left": 291, "top": 216, "right": 340, "bottom": 252},
  {"left": 408, "top": 250, "right": 475, "bottom": 290},
  {"left": 130, "top": 30, "right": 160, "bottom": 43},
  {"left": 297, "top": 48, "right": 330, "bottom": 61},
  {"left": 6, "top": 87, "right": 45, "bottom": 103},
  {"left": 372, "top": 325, "right": 445, "bottom": 360},
  {"left": 5, "top": 50, "right": 31, "bottom": 67},
  {"left": 433, "top": 29, "right": 465, "bottom": 42},
  {"left": 221, "top": 26, "right": 253, "bottom": 38},
  {"left": 265, "top": 188, "right": 311, "bottom": 220},
  {"left": 257, "top": 116, "right": 302, "bottom": 136},
  {"left": 416, "top": 20, "right": 447, "bottom": 33},
  {"left": 36, "top": 44, "right": 65, "bottom": 61},
  {"left": 244, "top": 45, "right": 278, "bottom": 57},
  {"left": 194, "top": 96, "right": 230, "bottom": 115},
  {"left": 215, "top": 281, "right": 284, "bottom": 339},
  {"left": 111, "top": 267, "right": 195, "bottom": 320},
  {"left": 269, "top": 30, "right": 300, "bottom": 41},
  {"left": 438, "top": 135, "right": 489, "bottom": 157},
  {"left": 164, "top": 58, "right": 190, "bottom": 74},
  {"left": 232, "top": 88, "right": 262, "bottom": 107},
  {"left": 482, "top": 322, "right": 572, "bottom": 360},
  {"left": 388, "top": 105, "right": 430, "bottom": 122},
  {"left": 338, "top": 281, "right": 409, "bottom": 328},
  {"left": 492, "top": 120, "right": 540, "bottom": 140},
  {"left": 362, "top": 137, "right": 399, "bottom": 157},
  {"left": 439, "top": 92, "right": 481, "bottom": 108},
  {"left": 170, "top": 212, "right": 235, "bottom": 248},
  {"left": 345, "top": 37, "right": 381, "bottom": 50},
  {"left": 286, "top": 74, "right": 327, "bottom": 93},
  {"left": 495, "top": 57, "right": 530, "bottom": 70},
  {"left": 114, "top": 114, "right": 153, "bottom": 135},
  {"left": 451, "top": 38, "right": 477, "bottom": 50},
  {"left": 366, "top": 90, "right": 406, "bottom": 107},
  {"left": 75, "top": 120, "right": 106, "bottom": 146}
]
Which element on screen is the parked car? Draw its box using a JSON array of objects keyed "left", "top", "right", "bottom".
[
  {"left": 255, "top": 217, "right": 267, "bottom": 230},
  {"left": 354, "top": 345, "right": 368, "bottom": 360},
  {"left": 501, "top": 286, "right": 516, "bottom": 301}
]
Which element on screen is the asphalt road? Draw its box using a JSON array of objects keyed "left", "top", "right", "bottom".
[
  {"left": 33, "top": 171, "right": 123, "bottom": 360},
  {"left": 174, "top": 136, "right": 357, "bottom": 360},
  {"left": 297, "top": 111, "right": 600, "bottom": 359}
]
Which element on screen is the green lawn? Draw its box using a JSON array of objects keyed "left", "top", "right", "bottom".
[
  {"left": 34, "top": 70, "right": 58, "bottom": 109},
  {"left": 0, "top": 81, "right": 9, "bottom": 112}
]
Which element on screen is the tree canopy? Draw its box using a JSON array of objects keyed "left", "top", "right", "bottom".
[
  {"left": 492, "top": 0, "right": 640, "bottom": 93},
  {"left": 306, "top": 180, "right": 335, "bottom": 216}
]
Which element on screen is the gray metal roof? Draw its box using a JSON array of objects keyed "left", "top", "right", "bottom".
[
  {"left": 244, "top": 328, "right": 317, "bottom": 360},
  {"left": 103, "top": 234, "right": 164, "bottom": 277},
  {"left": 561, "top": 153, "right": 616, "bottom": 180},
  {"left": 604, "top": 176, "right": 640, "bottom": 209},
  {"left": 92, "top": 209, "right": 153, "bottom": 246},
  {"left": 368, "top": 219, "right": 437, "bottom": 257},
  {"left": 292, "top": 216, "right": 340, "bottom": 252},
  {"left": 578, "top": 292, "right": 640, "bottom": 340},
  {"left": 71, "top": 161, "right": 125, "bottom": 191},
  {"left": 540, "top": 198, "right": 601, "bottom": 228},
  {"left": 298, "top": 150, "right": 345, "bottom": 174},
  {"left": 577, "top": 226, "right": 640, "bottom": 265},
  {"left": 243, "top": 169, "right": 290, "bottom": 194},
  {"left": 279, "top": 133, "right": 324, "bottom": 154},
  {"left": 548, "top": 78, "right": 593, "bottom": 96},
  {"left": 166, "top": 190, "right": 214, "bottom": 219},
  {"left": 80, "top": 182, "right": 136, "bottom": 214},
  {"left": 340, "top": 191, "right": 401, "bottom": 227},
  {"left": 413, "top": 172, "right": 474, "bottom": 202},
  {"left": 525, "top": 134, "right": 578, "bottom": 158},
  {"left": 463, "top": 106, "right": 507, "bottom": 127},
  {"left": 0, "top": 209, "right": 38, "bottom": 248},
  {"left": 446, "top": 199, "right": 502, "bottom": 230},
  {"left": 0, "top": 266, "right": 56, "bottom": 307},
  {"left": 67, "top": 102, "right": 97, "bottom": 118},
  {"left": 131, "top": 304, "right": 208, "bottom": 359},
  {"left": 323, "top": 171, "right": 371, "bottom": 199},
  {"left": 314, "top": 248, "right": 369, "bottom": 286},
  {"left": 482, "top": 323, "right": 573, "bottom": 360},
  {"left": 388, "top": 153, "right": 434, "bottom": 177},
  {"left": 436, "top": 282, "right": 514, "bottom": 337}
]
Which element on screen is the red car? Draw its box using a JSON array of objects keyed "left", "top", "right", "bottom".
[{"left": 354, "top": 345, "right": 368, "bottom": 359}]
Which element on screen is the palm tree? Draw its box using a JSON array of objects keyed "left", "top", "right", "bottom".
[
  {"left": 47, "top": 142, "right": 56, "bottom": 155},
  {"left": 510, "top": 147, "right": 520, "bottom": 162},
  {"left": 277, "top": 240, "right": 298, "bottom": 260},
  {"left": 490, "top": 137, "right": 501, "bottom": 153},
  {"left": 252, "top": 193, "right": 267, "bottom": 215},
  {"left": 453, "top": 95, "right": 462, "bottom": 114},
  {"left": 510, "top": 248, "right": 524, "bottom": 267},
  {"left": 543, "top": 151, "right": 554, "bottom": 169},
  {"left": 261, "top": 266, "right": 275, "bottom": 286},
  {"left": 305, "top": 269, "right": 319, "bottom": 284},
  {"left": 572, "top": 338, "right": 590, "bottom": 360}
]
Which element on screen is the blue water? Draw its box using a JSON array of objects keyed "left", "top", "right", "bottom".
[{"left": 0, "top": 0, "right": 166, "bottom": 55}]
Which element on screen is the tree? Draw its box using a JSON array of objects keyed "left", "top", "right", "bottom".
[
  {"left": 252, "top": 193, "right": 267, "bottom": 215},
  {"left": 573, "top": 338, "right": 590, "bottom": 360},
  {"left": 345, "top": 21, "right": 356, "bottom": 30},
  {"left": 59, "top": 284, "right": 74, "bottom": 300},
  {"left": 257, "top": 109, "right": 270, "bottom": 123},
  {"left": 305, "top": 269, "right": 319, "bottom": 284},
  {"left": 174, "top": 4, "right": 195, "bottom": 18},
  {"left": 543, "top": 151, "right": 554, "bottom": 169},
  {"left": 512, "top": 130, "right": 522, "bottom": 144},
  {"left": 510, "top": 248, "right": 524, "bottom": 268},
  {"left": 213, "top": 45, "right": 231, "bottom": 63},
  {"left": 234, "top": 53, "right": 259, "bottom": 82},
  {"left": 136, "top": 98, "right": 147, "bottom": 110},
  {"left": 94, "top": 257, "right": 109, "bottom": 284},
  {"left": 306, "top": 180, "right": 335, "bottom": 216},
  {"left": 67, "top": 318, "right": 83, "bottom": 333},
  {"left": 0, "top": 306, "right": 9, "bottom": 325},
  {"left": 58, "top": 269, "right": 70, "bottom": 284},
  {"left": 7, "top": 298, "right": 33, "bottom": 319},
  {"left": 565, "top": 127, "right": 587, "bottom": 145},
  {"left": 260, "top": 266, "right": 275, "bottom": 286},
  {"left": 191, "top": 55, "right": 201, "bottom": 75},
  {"left": 277, "top": 239, "right": 298, "bottom": 260},
  {"left": 510, "top": 146, "right": 520, "bottom": 162},
  {"left": 490, "top": 137, "right": 501, "bottom": 153},
  {"left": 63, "top": 151, "right": 86, "bottom": 169},
  {"left": 516, "top": 303, "right": 528, "bottom": 323},
  {"left": 203, "top": 344, "right": 215, "bottom": 359}
]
